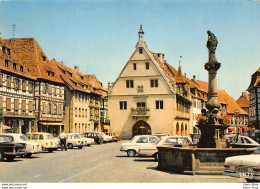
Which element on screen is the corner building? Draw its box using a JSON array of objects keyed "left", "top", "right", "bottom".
[{"left": 108, "top": 26, "right": 192, "bottom": 139}]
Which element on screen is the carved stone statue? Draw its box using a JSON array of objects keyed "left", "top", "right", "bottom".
[{"left": 206, "top": 30, "right": 218, "bottom": 62}]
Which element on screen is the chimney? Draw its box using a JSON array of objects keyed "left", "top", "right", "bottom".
[
  {"left": 74, "top": 65, "right": 79, "bottom": 70},
  {"left": 193, "top": 75, "right": 196, "bottom": 80},
  {"left": 184, "top": 73, "right": 187, "bottom": 77}
]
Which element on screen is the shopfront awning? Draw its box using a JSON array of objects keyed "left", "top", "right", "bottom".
[{"left": 38, "top": 122, "right": 64, "bottom": 126}]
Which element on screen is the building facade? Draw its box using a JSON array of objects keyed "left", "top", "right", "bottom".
[
  {"left": 247, "top": 68, "right": 260, "bottom": 129},
  {"left": 0, "top": 37, "right": 37, "bottom": 134},
  {"left": 108, "top": 26, "right": 192, "bottom": 139}
]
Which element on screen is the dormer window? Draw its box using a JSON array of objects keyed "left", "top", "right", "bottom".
[
  {"left": 13, "top": 63, "right": 17, "bottom": 70},
  {"left": 5, "top": 60, "right": 8, "bottom": 67},
  {"left": 139, "top": 48, "right": 143, "bottom": 54},
  {"left": 20, "top": 66, "right": 23, "bottom": 72},
  {"left": 52, "top": 72, "right": 54, "bottom": 76},
  {"left": 2, "top": 46, "right": 6, "bottom": 54},
  {"left": 7, "top": 48, "right": 10, "bottom": 55},
  {"left": 42, "top": 55, "right": 46, "bottom": 61},
  {"left": 47, "top": 71, "right": 50, "bottom": 76}
]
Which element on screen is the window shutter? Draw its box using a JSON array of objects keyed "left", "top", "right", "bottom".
[
  {"left": 22, "top": 80, "right": 26, "bottom": 91},
  {"left": 6, "top": 98, "right": 11, "bottom": 110},
  {"left": 14, "top": 99, "right": 19, "bottom": 111},
  {"left": 7, "top": 76, "right": 11, "bottom": 88},
  {"left": 29, "top": 101, "right": 33, "bottom": 112},
  {"left": 0, "top": 74, "right": 3, "bottom": 86},
  {"left": 22, "top": 100, "right": 26, "bottom": 111},
  {"left": 0, "top": 97, "right": 2, "bottom": 109}
]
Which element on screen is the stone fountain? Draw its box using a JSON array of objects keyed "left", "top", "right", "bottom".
[{"left": 157, "top": 31, "right": 256, "bottom": 175}]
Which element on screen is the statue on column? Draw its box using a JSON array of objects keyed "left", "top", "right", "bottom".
[{"left": 207, "top": 30, "right": 218, "bottom": 62}]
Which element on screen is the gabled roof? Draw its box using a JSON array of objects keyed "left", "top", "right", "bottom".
[
  {"left": 247, "top": 68, "right": 260, "bottom": 90},
  {"left": 236, "top": 92, "right": 249, "bottom": 108},
  {"left": 218, "top": 90, "right": 248, "bottom": 115},
  {"left": 0, "top": 37, "right": 36, "bottom": 80},
  {"left": 3, "top": 38, "right": 64, "bottom": 84},
  {"left": 84, "top": 74, "right": 108, "bottom": 96}
]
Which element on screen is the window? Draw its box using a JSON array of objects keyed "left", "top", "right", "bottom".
[
  {"left": 75, "top": 107, "right": 77, "bottom": 117},
  {"left": 13, "top": 63, "right": 17, "bottom": 70},
  {"left": 6, "top": 76, "right": 11, "bottom": 88},
  {"left": 59, "top": 87, "right": 62, "bottom": 96},
  {"left": 146, "top": 62, "right": 149, "bottom": 70},
  {"left": 82, "top": 109, "right": 84, "bottom": 118},
  {"left": 54, "top": 104, "right": 57, "bottom": 114},
  {"left": 126, "top": 80, "right": 134, "bottom": 88},
  {"left": 119, "top": 101, "right": 127, "bottom": 110},
  {"left": 29, "top": 101, "right": 33, "bottom": 112},
  {"left": 2, "top": 46, "right": 6, "bottom": 53},
  {"left": 48, "top": 103, "right": 51, "bottom": 113},
  {"left": 6, "top": 98, "right": 11, "bottom": 110},
  {"left": 0, "top": 74, "right": 2, "bottom": 86},
  {"left": 133, "top": 63, "right": 136, "bottom": 70},
  {"left": 21, "top": 100, "right": 26, "bottom": 112},
  {"left": 139, "top": 48, "right": 143, "bottom": 54},
  {"left": 22, "top": 80, "right": 26, "bottom": 91},
  {"left": 7, "top": 48, "right": 10, "bottom": 55},
  {"left": 137, "top": 102, "right": 146, "bottom": 108},
  {"left": 85, "top": 109, "right": 88, "bottom": 117},
  {"left": 29, "top": 82, "right": 33, "bottom": 93},
  {"left": 5, "top": 60, "right": 8, "bottom": 67},
  {"left": 14, "top": 79, "right": 19, "bottom": 89},
  {"left": 79, "top": 108, "right": 81, "bottom": 117},
  {"left": 14, "top": 99, "right": 19, "bottom": 111},
  {"left": 42, "top": 55, "right": 46, "bottom": 61},
  {"left": 20, "top": 66, "right": 23, "bottom": 72},
  {"left": 156, "top": 100, "right": 163, "bottom": 109},
  {"left": 0, "top": 97, "right": 3, "bottom": 109},
  {"left": 150, "top": 79, "right": 158, "bottom": 88},
  {"left": 136, "top": 137, "right": 148, "bottom": 143}
]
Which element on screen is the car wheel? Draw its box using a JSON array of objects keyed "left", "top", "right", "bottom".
[
  {"left": 154, "top": 153, "right": 159, "bottom": 162},
  {"left": 246, "top": 178, "right": 259, "bottom": 182},
  {"left": 78, "top": 146, "right": 83, "bottom": 149},
  {"left": 48, "top": 149, "right": 54, "bottom": 153},
  {"left": 68, "top": 143, "right": 73, "bottom": 149},
  {"left": 100, "top": 140, "right": 104, "bottom": 144},
  {"left": 6, "top": 156, "right": 15, "bottom": 161},
  {"left": 0, "top": 151, "right": 4, "bottom": 161},
  {"left": 127, "top": 150, "right": 136, "bottom": 157},
  {"left": 25, "top": 153, "right": 32, "bottom": 158},
  {"left": 42, "top": 147, "right": 45, "bottom": 151}
]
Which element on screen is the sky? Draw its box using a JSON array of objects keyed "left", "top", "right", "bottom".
[{"left": 0, "top": 0, "right": 260, "bottom": 100}]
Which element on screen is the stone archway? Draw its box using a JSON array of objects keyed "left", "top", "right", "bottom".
[
  {"left": 132, "top": 120, "right": 151, "bottom": 137},
  {"left": 181, "top": 123, "right": 184, "bottom": 136}
]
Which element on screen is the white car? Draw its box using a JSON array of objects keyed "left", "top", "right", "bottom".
[
  {"left": 66, "top": 133, "right": 84, "bottom": 149},
  {"left": 79, "top": 134, "right": 95, "bottom": 146},
  {"left": 224, "top": 146, "right": 260, "bottom": 182},
  {"left": 120, "top": 135, "right": 158, "bottom": 157},
  {"left": 2, "top": 133, "right": 42, "bottom": 158},
  {"left": 99, "top": 132, "right": 113, "bottom": 143},
  {"left": 138, "top": 136, "right": 193, "bottom": 161},
  {"left": 228, "top": 136, "right": 259, "bottom": 148}
]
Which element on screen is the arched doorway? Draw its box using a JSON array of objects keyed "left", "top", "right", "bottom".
[{"left": 132, "top": 120, "right": 151, "bottom": 136}]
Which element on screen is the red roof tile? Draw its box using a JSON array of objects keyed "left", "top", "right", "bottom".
[{"left": 236, "top": 92, "right": 249, "bottom": 108}]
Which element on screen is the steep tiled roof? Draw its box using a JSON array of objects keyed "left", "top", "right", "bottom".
[
  {"left": 84, "top": 74, "right": 108, "bottom": 96},
  {"left": 247, "top": 68, "right": 260, "bottom": 90},
  {"left": 3, "top": 38, "right": 64, "bottom": 84},
  {"left": 0, "top": 37, "right": 36, "bottom": 80},
  {"left": 218, "top": 90, "right": 248, "bottom": 115},
  {"left": 236, "top": 92, "right": 249, "bottom": 108}
]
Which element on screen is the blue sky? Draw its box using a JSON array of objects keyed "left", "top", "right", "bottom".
[{"left": 0, "top": 0, "right": 259, "bottom": 100}]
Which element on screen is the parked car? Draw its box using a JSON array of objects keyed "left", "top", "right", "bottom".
[
  {"left": 99, "top": 132, "right": 113, "bottom": 143},
  {"left": 26, "top": 132, "right": 58, "bottom": 152},
  {"left": 79, "top": 134, "right": 95, "bottom": 146},
  {"left": 1, "top": 133, "right": 42, "bottom": 158},
  {"left": 223, "top": 145, "right": 260, "bottom": 182},
  {"left": 120, "top": 135, "right": 158, "bottom": 157},
  {"left": 114, "top": 134, "right": 122, "bottom": 141},
  {"left": 105, "top": 132, "right": 116, "bottom": 142},
  {"left": 138, "top": 136, "right": 194, "bottom": 161},
  {"left": 83, "top": 132, "right": 104, "bottom": 144},
  {"left": 66, "top": 133, "right": 84, "bottom": 149},
  {"left": 0, "top": 135, "right": 26, "bottom": 161},
  {"left": 227, "top": 136, "right": 259, "bottom": 148},
  {"left": 189, "top": 134, "right": 201, "bottom": 144}
]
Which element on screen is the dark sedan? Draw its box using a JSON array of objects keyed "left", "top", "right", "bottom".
[{"left": 0, "top": 135, "right": 26, "bottom": 161}]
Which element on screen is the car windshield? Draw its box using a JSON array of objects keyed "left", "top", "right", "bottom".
[
  {"left": 0, "top": 136, "right": 11, "bottom": 142},
  {"left": 155, "top": 138, "right": 163, "bottom": 145},
  {"left": 20, "top": 135, "right": 30, "bottom": 141},
  {"left": 253, "top": 146, "right": 260, "bottom": 154},
  {"left": 46, "top": 134, "right": 53, "bottom": 139},
  {"left": 74, "top": 134, "right": 80, "bottom": 139},
  {"left": 32, "top": 134, "right": 39, "bottom": 139}
]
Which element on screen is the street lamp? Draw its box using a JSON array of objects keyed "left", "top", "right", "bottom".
[{"left": 234, "top": 109, "right": 240, "bottom": 142}]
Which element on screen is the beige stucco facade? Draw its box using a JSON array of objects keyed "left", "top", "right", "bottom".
[{"left": 108, "top": 32, "right": 192, "bottom": 139}]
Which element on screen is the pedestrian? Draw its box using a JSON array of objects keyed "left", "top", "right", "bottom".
[{"left": 59, "top": 131, "right": 67, "bottom": 151}]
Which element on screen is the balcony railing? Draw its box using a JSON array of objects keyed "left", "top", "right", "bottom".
[
  {"left": 131, "top": 108, "right": 150, "bottom": 118},
  {"left": 176, "top": 111, "right": 190, "bottom": 120},
  {"left": 100, "top": 117, "right": 110, "bottom": 125}
]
